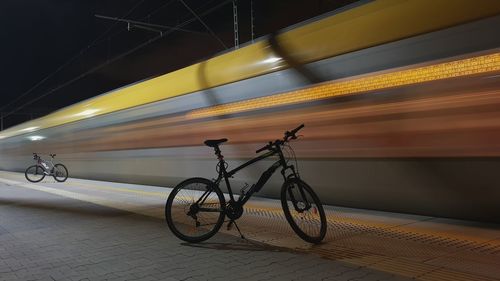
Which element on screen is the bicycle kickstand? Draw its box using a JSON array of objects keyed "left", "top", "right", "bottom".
[{"left": 228, "top": 220, "right": 246, "bottom": 240}]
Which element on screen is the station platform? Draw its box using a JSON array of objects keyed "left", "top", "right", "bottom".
[{"left": 0, "top": 171, "right": 499, "bottom": 281}]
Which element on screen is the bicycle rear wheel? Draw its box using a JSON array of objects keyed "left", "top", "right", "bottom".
[
  {"left": 281, "top": 177, "right": 327, "bottom": 243},
  {"left": 25, "top": 165, "right": 45, "bottom": 182},
  {"left": 165, "top": 178, "right": 225, "bottom": 243},
  {"left": 53, "top": 164, "right": 68, "bottom": 182}
]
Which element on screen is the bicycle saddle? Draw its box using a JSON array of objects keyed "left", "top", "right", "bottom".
[{"left": 204, "top": 138, "right": 228, "bottom": 147}]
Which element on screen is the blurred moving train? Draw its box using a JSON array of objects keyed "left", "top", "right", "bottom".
[{"left": 1, "top": 0, "right": 500, "bottom": 222}]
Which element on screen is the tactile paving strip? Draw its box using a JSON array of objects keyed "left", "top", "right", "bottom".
[{"left": 227, "top": 205, "right": 500, "bottom": 281}]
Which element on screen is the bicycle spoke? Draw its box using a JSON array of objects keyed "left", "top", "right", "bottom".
[
  {"left": 282, "top": 178, "right": 326, "bottom": 243},
  {"left": 166, "top": 178, "right": 225, "bottom": 242}
]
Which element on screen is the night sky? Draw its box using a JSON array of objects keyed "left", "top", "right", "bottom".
[{"left": 0, "top": 0, "right": 357, "bottom": 129}]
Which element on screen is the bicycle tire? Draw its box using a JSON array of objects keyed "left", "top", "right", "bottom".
[
  {"left": 165, "top": 177, "right": 226, "bottom": 243},
  {"left": 53, "top": 164, "right": 68, "bottom": 182},
  {"left": 281, "top": 177, "right": 327, "bottom": 244},
  {"left": 25, "top": 165, "right": 46, "bottom": 183}
]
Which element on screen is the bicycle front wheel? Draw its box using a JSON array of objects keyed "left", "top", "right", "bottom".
[
  {"left": 53, "top": 164, "right": 68, "bottom": 182},
  {"left": 165, "top": 178, "right": 225, "bottom": 243},
  {"left": 25, "top": 165, "right": 45, "bottom": 182},
  {"left": 281, "top": 178, "right": 327, "bottom": 244}
]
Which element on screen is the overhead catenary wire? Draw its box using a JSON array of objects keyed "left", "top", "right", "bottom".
[
  {"left": 1, "top": 0, "right": 232, "bottom": 121},
  {"left": 89, "top": 0, "right": 179, "bottom": 51},
  {"left": 94, "top": 14, "right": 207, "bottom": 35},
  {"left": 179, "top": 0, "right": 228, "bottom": 49},
  {"left": 89, "top": 0, "right": 219, "bottom": 51},
  {"left": 0, "top": 0, "right": 147, "bottom": 114}
]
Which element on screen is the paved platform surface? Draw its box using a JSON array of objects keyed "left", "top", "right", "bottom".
[
  {"left": 0, "top": 172, "right": 409, "bottom": 281},
  {"left": 1, "top": 171, "right": 499, "bottom": 281}
]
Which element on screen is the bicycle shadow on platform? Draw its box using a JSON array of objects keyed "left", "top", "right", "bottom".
[{"left": 181, "top": 239, "right": 300, "bottom": 254}]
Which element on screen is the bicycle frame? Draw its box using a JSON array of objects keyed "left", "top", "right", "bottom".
[
  {"left": 211, "top": 144, "right": 298, "bottom": 206},
  {"left": 36, "top": 156, "right": 55, "bottom": 174}
]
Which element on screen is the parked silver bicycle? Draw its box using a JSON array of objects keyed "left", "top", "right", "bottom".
[{"left": 25, "top": 153, "right": 68, "bottom": 182}]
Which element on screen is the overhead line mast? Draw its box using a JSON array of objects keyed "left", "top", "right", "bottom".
[
  {"left": 250, "top": 0, "right": 255, "bottom": 43},
  {"left": 233, "top": 0, "right": 239, "bottom": 49}
]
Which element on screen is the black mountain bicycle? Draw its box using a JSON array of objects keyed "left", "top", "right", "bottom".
[
  {"left": 25, "top": 153, "right": 69, "bottom": 183},
  {"left": 165, "top": 124, "right": 327, "bottom": 244}
]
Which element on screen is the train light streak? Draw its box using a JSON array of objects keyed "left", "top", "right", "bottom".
[
  {"left": 20, "top": 126, "right": 40, "bottom": 133},
  {"left": 187, "top": 52, "right": 500, "bottom": 119},
  {"left": 27, "top": 135, "right": 45, "bottom": 141},
  {"left": 74, "top": 109, "right": 100, "bottom": 117}
]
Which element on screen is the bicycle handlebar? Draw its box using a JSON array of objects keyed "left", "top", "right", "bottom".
[
  {"left": 255, "top": 124, "right": 305, "bottom": 153},
  {"left": 292, "top": 123, "right": 304, "bottom": 134},
  {"left": 284, "top": 124, "right": 304, "bottom": 141}
]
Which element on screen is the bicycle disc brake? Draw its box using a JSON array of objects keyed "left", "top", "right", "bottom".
[{"left": 289, "top": 185, "right": 311, "bottom": 213}]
